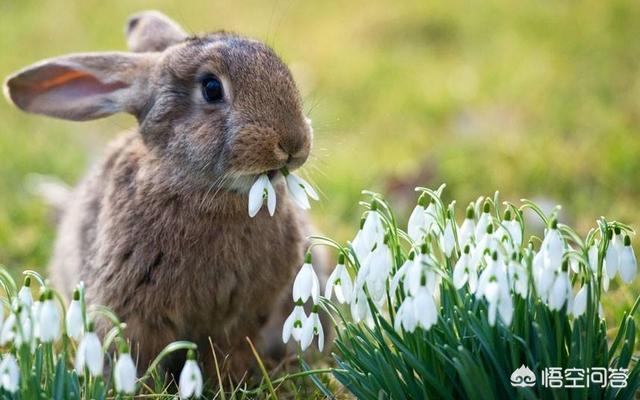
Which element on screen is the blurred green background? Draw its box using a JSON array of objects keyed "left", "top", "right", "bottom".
[{"left": 1, "top": 1, "right": 639, "bottom": 317}]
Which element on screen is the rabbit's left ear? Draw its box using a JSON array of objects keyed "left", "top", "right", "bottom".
[
  {"left": 3, "top": 52, "right": 157, "bottom": 121},
  {"left": 126, "top": 10, "right": 188, "bottom": 52}
]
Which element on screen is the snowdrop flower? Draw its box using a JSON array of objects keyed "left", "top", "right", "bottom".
[
  {"left": 508, "top": 253, "right": 528, "bottom": 298},
  {"left": 300, "top": 307, "right": 324, "bottom": 351},
  {"left": 282, "top": 302, "right": 307, "bottom": 343},
  {"left": 588, "top": 242, "right": 599, "bottom": 272},
  {"left": 351, "top": 218, "right": 373, "bottom": 264},
  {"left": 350, "top": 289, "right": 373, "bottom": 326},
  {"left": 475, "top": 202, "right": 492, "bottom": 243},
  {"left": 604, "top": 229, "right": 621, "bottom": 279},
  {"left": 540, "top": 220, "right": 565, "bottom": 269},
  {"left": 390, "top": 252, "right": 414, "bottom": 298},
  {"left": 75, "top": 324, "right": 103, "bottom": 377},
  {"left": 458, "top": 205, "right": 476, "bottom": 247},
  {"left": 179, "top": 350, "right": 203, "bottom": 399},
  {"left": 0, "top": 313, "right": 16, "bottom": 346},
  {"left": 38, "top": 291, "right": 61, "bottom": 342},
  {"left": 325, "top": 254, "right": 353, "bottom": 304},
  {"left": 2, "top": 308, "right": 32, "bottom": 348},
  {"left": 440, "top": 218, "right": 455, "bottom": 257},
  {"left": 407, "top": 247, "right": 438, "bottom": 296},
  {"left": 453, "top": 245, "right": 477, "bottom": 293},
  {"left": 394, "top": 296, "right": 416, "bottom": 332},
  {"left": 292, "top": 253, "right": 320, "bottom": 304},
  {"left": 619, "top": 235, "right": 637, "bottom": 283},
  {"left": 31, "top": 297, "right": 42, "bottom": 340},
  {"left": 572, "top": 285, "right": 588, "bottom": 317},
  {"left": 66, "top": 289, "right": 84, "bottom": 340},
  {"left": 501, "top": 210, "right": 522, "bottom": 249},
  {"left": 17, "top": 277, "right": 33, "bottom": 308},
  {"left": 413, "top": 286, "right": 439, "bottom": 331},
  {"left": 548, "top": 262, "right": 571, "bottom": 311},
  {"left": 248, "top": 174, "right": 276, "bottom": 217},
  {"left": 0, "top": 355, "right": 19, "bottom": 393},
  {"left": 471, "top": 224, "right": 497, "bottom": 269},
  {"left": 361, "top": 202, "right": 385, "bottom": 250},
  {"left": 408, "top": 194, "right": 435, "bottom": 242},
  {"left": 114, "top": 348, "right": 137, "bottom": 394},
  {"left": 283, "top": 168, "right": 318, "bottom": 210},
  {"left": 364, "top": 238, "right": 393, "bottom": 304},
  {"left": 477, "top": 252, "right": 513, "bottom": 326}
]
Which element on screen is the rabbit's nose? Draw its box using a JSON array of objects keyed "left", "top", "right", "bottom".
[{"left": 277, "top": 139, "right": 309, "bottom": 169}]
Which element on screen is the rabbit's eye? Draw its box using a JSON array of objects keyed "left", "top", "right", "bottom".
[{"left": 200, "top": 75, "right": 224, "bottom": 103}]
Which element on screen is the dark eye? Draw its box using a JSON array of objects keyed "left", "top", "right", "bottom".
[{"left": 200, "top": 75, "right": 224, "bottom": 103}]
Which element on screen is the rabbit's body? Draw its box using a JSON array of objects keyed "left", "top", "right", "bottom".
[
  {"left": 50, "top": 131, "right": 305, "bottom": 372},
  {"left": 5, "top": 11, "right": 322, "bottom": 376}
]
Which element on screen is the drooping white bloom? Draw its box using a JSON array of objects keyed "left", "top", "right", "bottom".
[
  {"left": 572, "top": 285, "right": 588, "bottom": 317},
  {"left": 350, "top": 289, "right": 373, "bottom": 326},
  {"left": 413, "top": 286, "right": 439, "bottom": 331},
  {"left": 351, "top": 223, "right": 373, "bottom": 264},
  {"left": 114, "top": 352, "right": 137, "bottom": 394},
  {"left": 453, "top": 245, "right": 477, "bottom": 293},
  {"left": 503, "top": 218, "right": 522, "bottom": 249},
  {"left": 540, "top": 223, "right": 565, "bottom": 269},
  {"left": 406, "top": 250, "right": 438, "bottom": 297},
  {"left": 0, "top": 313, "right": 16, "bottom": 346},
  {"left": 395, "top": 296, "right": 416, "bottom": 332},
  {"left": 364, "top": 241, "right": 393, "bottom": 304},
  {"left": 588, "top": 243, "right": 599, "bottom": 272},
  {"left": 407, "top": 202, "right": 427, "bottom": 243},
  {"left": 477, "top": 253, "right": 513, "bottom": 326},
  {"left": 390, "top": 257, "right": 413, "bottom": 298},
  {"left": 179, "top": 352, "right": 203, "bottom": 399},
  {"left": 292, "top": 254, "right": 320, "bottom": 304},
  {"left": 75, "top": 330, "right": 104, "bottom": 377},
  {"left": 300, "top": 310, "right": 324, "bottom": 351},
  {"left": 31, "top": 300, "right": 41, "bottom": 340},
  {"left": 2, "top": 309, "right": 32, "bottom": 348},
  {"left": 475, "top": 204, "right": 492, "bottom": 243},
  {"left": 38, "top": 295, "right": 61, "bottom": 342},
  {"left": 248, "top": 174, "right": 276, "bottom": 217},
  {"left": 508, "top": 255, "right": 528, "bottom": 298},
  {"left": 548, "top": 268, "right": 571, "bottom": 311},
  {"left": 605, "top": 231, "right": 620, "bottom": 279},
  {"left": 458, "top": 205, "right": 476, "bottom": 247},
  {"left": 0, "top": 355, "right": 19, "bottom": 393},
  {"left": 619, "top": 235, "right": 637, "bottom": 283},
  {"left": 282, "top": 304, "right": 307, "bottom": 343},
  {"left": 66, "top": 298, "right": 84, "bottom": 340},
  {"left": 325, "top": 255, "right": 353, "bottom": 304},
  {"left": 17, "top": 284, "right": 33, "bottom": 308},
  {"left": 285, "top": 172, "right": 319, "bottom": 210},
  {"left": 361, "top": 207, "right": 385, "bottom": 250},
  {"left": 440, "top": 219, "right": 455, "bottom": 257}
]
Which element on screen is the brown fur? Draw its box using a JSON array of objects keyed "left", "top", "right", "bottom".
[{"left": 4, "top": 11, "right": 326, "bottom": 378}]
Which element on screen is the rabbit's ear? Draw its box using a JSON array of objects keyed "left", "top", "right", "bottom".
[
  {"left": 126, "top": 10, "right": 188, "bottom": 52},
  {"left": 3, "top": 52, "right": 157, "bottom": 121}
]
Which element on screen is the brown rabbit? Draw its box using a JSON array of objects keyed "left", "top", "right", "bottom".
[{"left": 4, "top": 11, "right": 326, "bottom": 378}]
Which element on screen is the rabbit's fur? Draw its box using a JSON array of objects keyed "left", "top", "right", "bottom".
[{"left": 4, "top": 11, "right": 324, "bottom": 377}]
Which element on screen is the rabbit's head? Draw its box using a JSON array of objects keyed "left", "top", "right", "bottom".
[{"left": 4, "top": 11, "right": 312, "bottom": 192}]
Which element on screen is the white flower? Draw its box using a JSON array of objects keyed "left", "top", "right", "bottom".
[
  {"left": 66, "top": 298, "right": 84, "bottom": 340},
  {"left": 17, "top": 284, "right": 33, "bottom": 308},
  {"left": 413, "top": 286, "right": 439, "bottom": 331},
  {"left": 300, "top": 310, "right": 324, "bottom": 351},
  {"left": 605, "top": 232, "right": 620, "bottom": 279},
  {"left": 282, "top": 304, "right": 307, "bottom": 343},
  {"left": 361, "top": 207, "right": 385, "bottom": 250},
  {"left": 406, "top": 250, "right": 438, "bottom": 296},
  {"left": 2, "top": 310, "right": 32, "bottom": 348},
  {"left": 453, "top": 245, "right": 477, "bottom": 293},
  {"left": 390, "top": 257, "right": 413, "bottom": 298},
  {"left": 508, "top": 255, "right": 528, "bottom": 298},
  {"left": 475, "top": 205, "right": 492, "bottom": 243},
  {"left": 588, "top": 243, "right": 599, "bottom": 272},
  {"left": 292, "top": 255, "right": 320, "bottom": 304},
  {"left": 248, "top": 174, "right": 276, "bottom": 217},
  {"left": 0, "top": 313, "right": 16, "bottom": 346},
  {"left": 285, "top": 172, "right": 318, "bottom": 210},
  {"left": 351, "top": 225, "right": 373, "bottom": 264},
  {"left": 548, "top": 269, "right": 571, "bottom": 311},
  {"left": 75, "top": 330, "right": 103, "bottom": 377},
  {"left": 619, "top": 235, "right": 637, "bottom": 283},
  {"left": 364, "top": 241, "right": 393, "bottom": 304},
  {"left": 440, "top": 219, "right": 455, "bottom": 257},
  {"left": 350, "top": 289, "right": 373, "bottom": 326},
  {"left": 114, "top": 352, "right": 137, "bottom": 394},
  {"left": 477, "top": 253, "right": 513, "bottom": 326},
  {"left": 458, "top": 205, "right": 476, "bottom": 247},
  {"left": 31, "top": 301, "right": 41, "bottom": 340},
  {"left": 179, "top": 353, "right": 203, "bottom": 399},
  {"left": 502, "top": 217, "right": 522, "bottom": 249},
  {"left": 540, "top": 223, "right": 565, "bottom": 269},
  {"left": 395, "top": 296, "right": 416, "bottom": 332},
  {"left": 38, "top": 295, "right": 61, "bottom": 342},
  {"left": 572, "top": 285, "right": 588, "bottom": 317},
  {"left": 0, "top": 355, "right": 19, "bottom": 393},
  {"left": 325, "top": 256, "right": 353, "bottom": 304},
  {"left": 407, "top": 203, "right": 427, "bottom": 243}
]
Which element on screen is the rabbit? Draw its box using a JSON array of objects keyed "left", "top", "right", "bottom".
[{"left": 4, "top": 10, "right": 328, "bottom": 379}]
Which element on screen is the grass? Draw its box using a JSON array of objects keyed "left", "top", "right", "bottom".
[{"left": 0, "top": 0, "right": 639, "bottom": 397}]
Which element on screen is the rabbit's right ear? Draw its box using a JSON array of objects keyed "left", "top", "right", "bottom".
[
  {"left": 3, "top": 52, "right": 157, "bottom": 121},
  {"left": 126, "top": 10, "right": 188, "bottom": 52}
]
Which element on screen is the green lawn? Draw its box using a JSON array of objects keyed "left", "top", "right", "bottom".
[{"left": 1, "top": 0, "right": 639, "bottom": 353}]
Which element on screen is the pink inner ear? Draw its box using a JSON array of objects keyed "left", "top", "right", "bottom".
[{"left": 8, "top": 64, "right": 128, "bottom": 121}]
